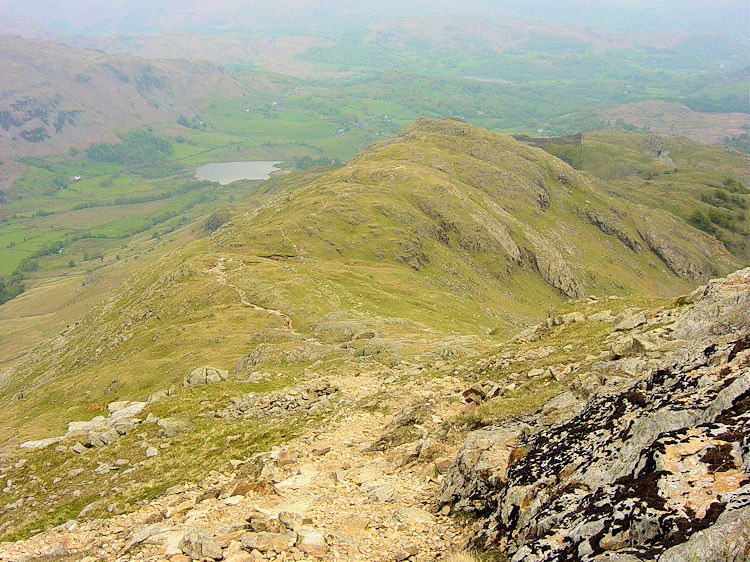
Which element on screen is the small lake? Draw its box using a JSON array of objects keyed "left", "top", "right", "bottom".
[{"left": 195, "top": 161, "right": 282, "bottom": 185}]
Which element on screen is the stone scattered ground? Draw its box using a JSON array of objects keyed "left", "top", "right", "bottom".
[
  {"left": 2, "top": 269, "right": 748, "bottom": 561},
  {"left": 0, "top": 366, "right": 473, "bottom": 561}
]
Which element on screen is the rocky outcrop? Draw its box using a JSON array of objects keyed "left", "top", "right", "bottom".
[
  {"left": 634, "top": 210, "right": 730, "bottom": 282},
  {"left": 441, "top": 268, "right": 750, "bottom": 561},
  {"left": 529, "top": 234, "right": 586, "bottom": 299},
  {"left": 209, "top": 379, "right": 339, "bottom": 420},
  {"left": 672, "top": 268, "right": 750, "bottom": 342},
  {"left": 584, "top": 210, "right": 642, "bottom": 252},
  {"left": 20, "top": 400, "right": 147, "bottom": 450}
]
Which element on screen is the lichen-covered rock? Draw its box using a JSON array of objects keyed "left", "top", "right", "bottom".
[
  {"left": 672, "top": 267, "right": 750, "bottom": 342},
  {"left": 442, "top": 268, "right": 750, "bottom": 561},
  {"left": 439, "top": 420, "right": 536, "bottom": 513}
]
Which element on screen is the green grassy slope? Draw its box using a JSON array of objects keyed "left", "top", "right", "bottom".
[
  {"left": 583, "top": 130, "right": 750, "bottom": 259},
  {"left": 0, "top": 118, "right": 740, "bottom": 449}
]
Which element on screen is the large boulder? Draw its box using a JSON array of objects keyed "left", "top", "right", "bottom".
[
  {"left": 672, "top": 267, "right": 750, "bottom": 342},
  {"left": 182, "top": 366, "right": 229, "bottom": 386}
]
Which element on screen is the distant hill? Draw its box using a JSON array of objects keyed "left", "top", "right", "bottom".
[
  {"left": 598, "top": 100, "right": 750, "bottom": 145},
  {"left": 0, "top": 36, "right": 263, "bottom": 159},
  {"left": 582, "top": 129, "right": 750, "bottom": 260}
]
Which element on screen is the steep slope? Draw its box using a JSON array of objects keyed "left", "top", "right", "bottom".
[
  {"left": 0, "top": 35, "right": 260, "bottom": 159},
  {"left": 0, "top": 118, "right": 740, "bottom": 447}
]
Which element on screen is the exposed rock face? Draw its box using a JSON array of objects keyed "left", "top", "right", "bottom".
[
  {"left": 584, "top": 210, "right": 642, "bottom": 252},
  {"left": 529, "top": 234, "right": 586, "bottom": 299},
  {"left": 635, "top": 211, "right": 727, "bottom": 282},
  {"left": 441, "top": 268, "right": 750, "bottom": 561},
  {"left": 672, "top": 268, "right": 750, "bottom": 342}
]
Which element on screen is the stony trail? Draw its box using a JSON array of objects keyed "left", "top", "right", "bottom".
[
  {"left": 206, "top": 258, "right": 295, "bottom": 330},
  {"left": 0, "top": 367, "right": 472, "bottom": 561},
  {"left": 3, "top": 269, "right": 747, "bottom": 561}
]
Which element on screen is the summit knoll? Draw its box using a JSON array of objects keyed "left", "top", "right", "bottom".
[{"left": 0, "top": 118, "right": 741, "bottom": 445}]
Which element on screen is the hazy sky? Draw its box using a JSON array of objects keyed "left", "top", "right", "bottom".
[{"left": 0, "top": 0, "right": 746, "bottom": 36}]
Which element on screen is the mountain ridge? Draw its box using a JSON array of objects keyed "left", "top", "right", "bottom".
[{"left": 0, "top": 118, "right": 740, "bottom": 448}]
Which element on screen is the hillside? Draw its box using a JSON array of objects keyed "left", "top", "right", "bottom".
[
  {"left": 0, "top": 251, "right": 747, "bottom": 559},
  {"left": 0, "top": 118, "right": 740, "bottom": 445},
  {"left": 598, "top": 100, "right": 750, "bottom": 145},
  {"left": 582, "top": 130, "right": 750, "bottom": 260},
  {"left": 0, "top": 35, "right": 258, "bottom": 159}
]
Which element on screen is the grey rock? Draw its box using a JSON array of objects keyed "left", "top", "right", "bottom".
[
  {"left": 278, "top": 510, "right": 304, "bottom": 531},
  {"left": 657, "top": 505, "right": 750, "bottom": 562},
  {"left": 439, "top": 420, "right": 536, "bottom": 512},
  {"left": 240, "top": 530, "right": 297, "bottom": 552},
  {"left": 361, "top": 481, "right": 398, "bottom": 502},
  {"left": 107, "top": 400, "right": 147, "bottom": 420},
  {"left": 541, "top": 390, "right": 583, "bottom": 424},
  {"left": 182, "top": 365, "right": 229, "bottom": 386},
  {"left": 672, "top": 267, "right": 750, "bottom": 342},
  {"left": 296, "top": 525, "right": 328, "bottom": 557},
  {"left": 529, "top": 233, "right": 585, "bottom": 298},
  {"left": 124, "top": 523, "right": 170, "bottom": 551},
  {"left": 389, "top": 507, "right": 435, "bottom": 527},
  {"left": 47, "top": 543, "right": 68, "bottom": 557},
  {"left": 19, "top": 437, "right": 63, "bottom": 450},
  {"left": 585, "top": 210, "right": 642, "bottom": 252},
  {"left": 179, "top": 527, "right": 223, "bottom": 560},
  {"left": 157, "top": 416, "right": 194, "bottom": 438},
  {"left": 561, "top": 312, "right": 585, "bottom": 324},
  {"left": 443, "top": 268, "right": 750, "bottom": 561}
]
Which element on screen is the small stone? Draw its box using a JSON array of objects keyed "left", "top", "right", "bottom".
[
  {"left": 434, "top": 458, "right": 453, "bottom": 474},
  {"left": 179, "top": 527, "right": 223, "bottom": 560},
  {"left": 146, "top": 446, "right": 159, "bottom": 458},
  {"left": 225, "top": 553, "right": 256, "bottom": 562},
  {"left": 361, "top": 481, "right": 398, "bottom": 502},
  {"left": 296, "top": 526, "right": 327, "bottom": 557},
  {"left": 393, "top": 545, "right": 419, "bottom": 560},
  {"left": 240, "top": 531, "right": 297, "bottom": 553},
  {"left": 338, "top": 514, "right": 371, "bottom": 535},
  {"left": 389, "top": 507, "right": 435, "bottom": 528},
  {"left": 279, "top": 511, "right": 304, "bottom": 531},
  {"left": 561, "top": 312, "right": 585, "bottom": 324},
  {"left": 125, "top": 523, "right": 170, "bottom": 551},
  {"left": 47, "top": 543, "right": 68, "bottom": 557}
]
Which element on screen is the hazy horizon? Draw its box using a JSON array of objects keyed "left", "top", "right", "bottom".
[{"left": 0, "top": 0, "right": 747, "bottom": 37}]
